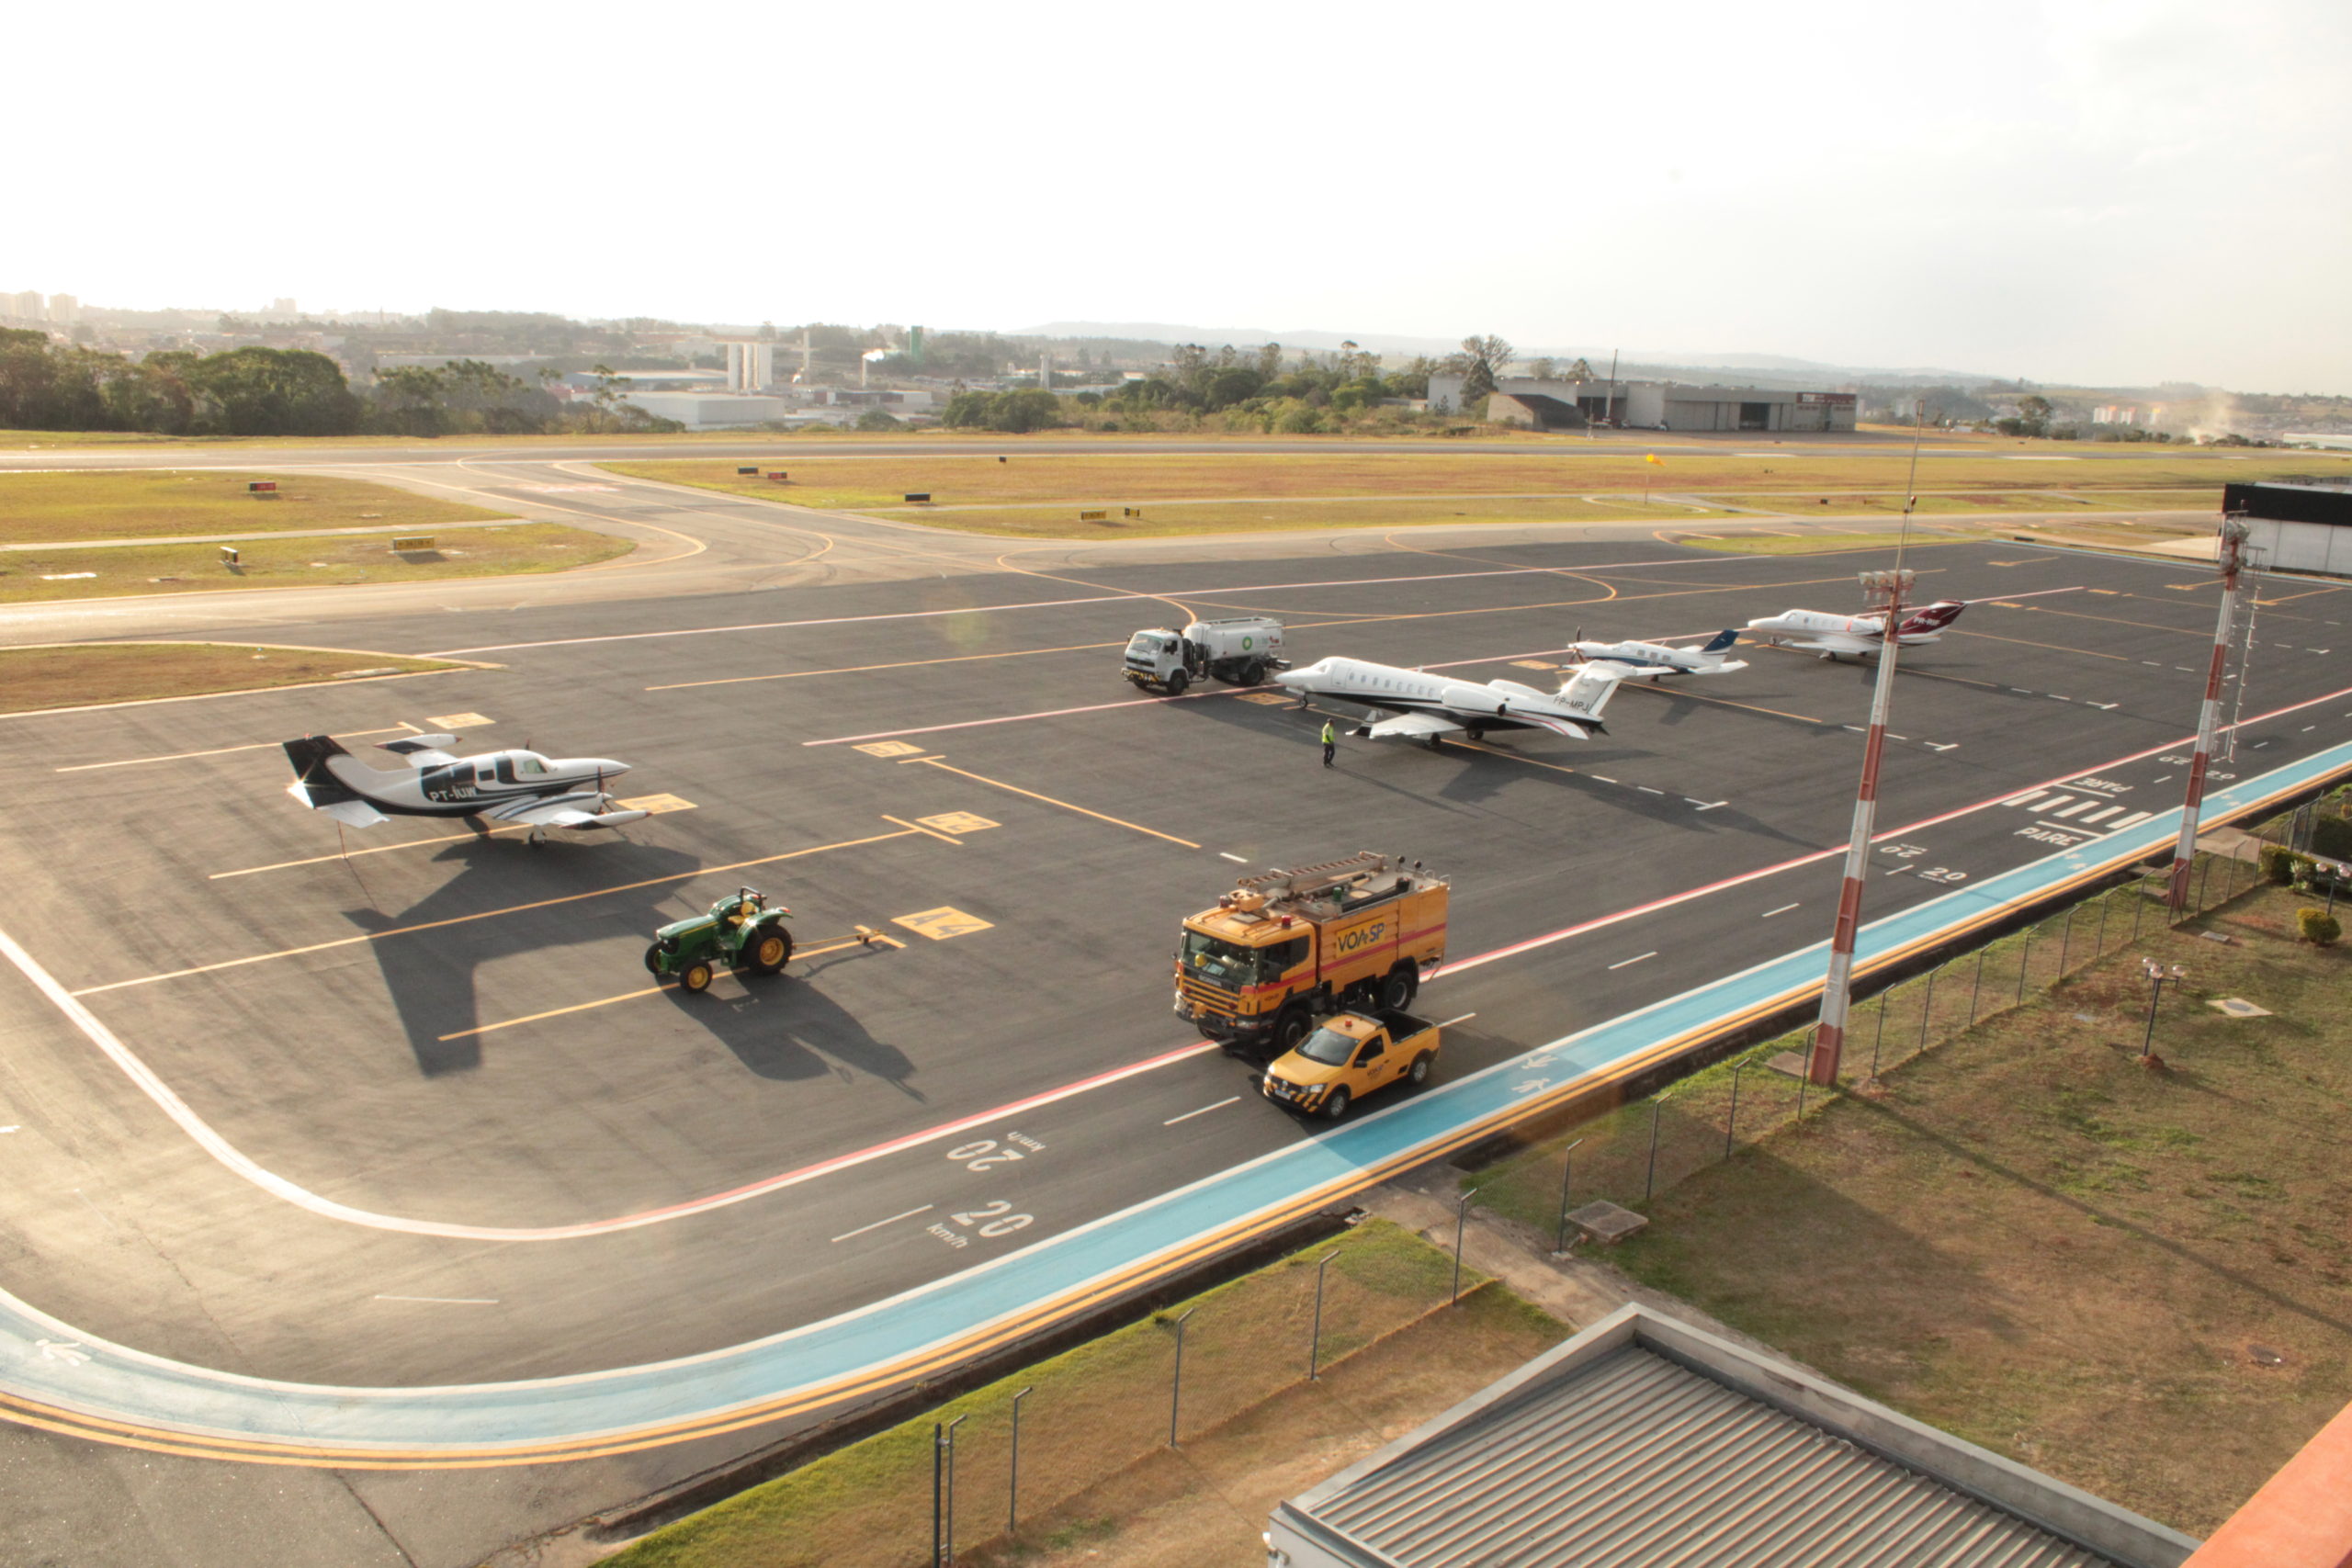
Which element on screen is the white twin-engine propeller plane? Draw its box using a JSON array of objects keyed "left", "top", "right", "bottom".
[
  {"left": 1566, "top": 627, "right": 1748, "bottom": 681},
  {"left": 281, "top": 732, "right": 650, "bottom": 840},
  {"left": 1276, "top": 656, "right": 1623, "bottom": 748},
  {"left": 1744, "top": 599, "right": 1970, "bottom": 660}
]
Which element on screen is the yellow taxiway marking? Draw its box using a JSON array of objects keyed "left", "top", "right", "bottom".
[
  {"left": 85, "top": 828, "right": 922, "bottom": 997},
  {"left": 424, "top": 712, "right": 492, "bottom": 729},
  {"left": 1234, "top": 691, "right": 1291, "bottom": 705},
  {"left": 855, "top": 740, "right": 927, "bottom": 758},
  {"left": 1947, "top": 627, "right": 2132, "bottom": 661},
  {"left": 1510, "top": 660, "right": 1559, "bottom": 670},
  {"left": 1620, "top": 682, "right": 1823, "bottom": 725},
  {"left": 644, "top": 638, "right": 1128, "bottom": 693},
  {"left": 917, "top": 759, "right": 1203, "bottom": 849},
  {"left": 58, "top": 725, "right": 414, "bottom": 774},
  {"left": 616, "top": 793, "right": 696, "bottom": 814},
  {"left": 893, "top": 753, "right": 946, "bottom": 763},
  {"left": 915, "top": 811, "right": 998, "bottom": 835},
  {"left": 892, "top": 907, "right": 994, "bottom": 942},
  {"left": 435, "top": 932, "right": 904, "bottom": 1042},
  {"left": 881, "top": 814, "right": 962, "bottom": 845}
]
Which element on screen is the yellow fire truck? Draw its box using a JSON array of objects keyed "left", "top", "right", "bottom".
[{"left": 1174, "top": 852, "right": 1449, "bottom": 1054}]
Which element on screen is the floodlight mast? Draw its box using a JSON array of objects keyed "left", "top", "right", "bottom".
[
  {"left": 1807, "top": 565, "right": 1915, "bottom": 1086},
  {"left": 2166, "top": 516, "right": 2253, "bottom": 910}
]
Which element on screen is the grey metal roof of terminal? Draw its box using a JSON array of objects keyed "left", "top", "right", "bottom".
[{"left": 1272, "top": 1307, "right": 2196, "bottom": 1568}]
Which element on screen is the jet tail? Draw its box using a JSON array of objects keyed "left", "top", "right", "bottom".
[
  {"left": 1696, "top": 628, "right": 1741, "bottom": 659},
  {"left": 282, "top": 735, "right": 358, "bottom": 805},
  {"left": 1898, "top": 600, "right": 1969, "bottom": 637}
]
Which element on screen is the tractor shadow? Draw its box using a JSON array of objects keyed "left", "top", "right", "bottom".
[{"left": 665, "top": 953, "right": 922, "bottom": 1097}]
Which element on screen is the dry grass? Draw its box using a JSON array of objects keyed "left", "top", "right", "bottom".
[
  {"left": 603, "top": 1220, "right": 1564, "bottom": 1568},
  {"left": 0, "top": 468, "right": 509, "bottom": 544},
  {"left": 0, "top": 523, "right": 632, "bottom": 603},
  {"left": 0, "top": 642, "right": 469, "bottom": 712},
  {"left": 1476, "top": 879, "right": 2352, "bottom": 1538}
]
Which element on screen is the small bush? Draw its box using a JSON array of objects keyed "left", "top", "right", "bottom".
[
  {"left": 2260, "top": 844, "right": 2301, "bottom": 885},
  {"left": 2312, "top": 814, "right": 2352, "bottom": 862},
  {"left": 2297, "top": 908, "right": 2341, "bottom": 947}
]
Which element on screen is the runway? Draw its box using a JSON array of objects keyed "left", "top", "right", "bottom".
[{"left": 2, "top": 481, "right": 2346, "bottom": 1564}]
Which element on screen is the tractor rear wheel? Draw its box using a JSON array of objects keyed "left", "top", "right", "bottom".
[
  {"left": 679, "top": 958, "right": 715, "bottom": 994},
  {"left": 742, "top": 927, "right": 793, "bottom": 976}
]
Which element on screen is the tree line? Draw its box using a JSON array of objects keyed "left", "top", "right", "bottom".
[{"left": 0, "top": 331, "right": 679, "bottom": 436}]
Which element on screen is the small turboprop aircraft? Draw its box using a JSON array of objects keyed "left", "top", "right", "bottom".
[
  {"left": 1566, "top": 627, "right": 1748, "bottom": 681},
  {"left": 281, "top": 732, "right": 649, "bottom": 839},
  {"left": 1744, "top": 600, "right": 1969, "bottom": 660},
  {"left": 1276, "top": 656, "right": 1623, "bottom": 748}
]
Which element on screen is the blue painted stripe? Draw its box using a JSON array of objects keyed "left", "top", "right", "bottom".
[{"left": 6, "top": 739, "right": 2349, "bottom": 1455}]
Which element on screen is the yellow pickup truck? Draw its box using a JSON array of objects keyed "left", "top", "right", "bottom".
[{"left": 1260, "top": 1010, "right": 1440, "bottom": 1121}]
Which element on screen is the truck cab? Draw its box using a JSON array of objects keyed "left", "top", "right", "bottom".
[{"left": 1260, "top": 1010, "right": 1440, "bottom": 1121}]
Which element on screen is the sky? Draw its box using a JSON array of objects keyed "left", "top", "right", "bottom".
[{"left": 13, "top": 0, "right": 2349, "bottom": 392}]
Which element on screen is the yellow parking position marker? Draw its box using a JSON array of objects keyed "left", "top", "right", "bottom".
[
  {"left": 1510, "top": 660, "right": 1559, "bottom": 671},
  {"left": 616, "top": 794, "right": 695, "bottom": 815},
  {"left": 212, "top": 825, "right": 526, "bottom": 878},
  {"left": 892, "top": 908, "right": 994, "bottom": 942},
  {"left": 916, "top": 812, "right": 998, "bottom": 835},
  {"left": 855, "top": 740, "right": 927, "bottom": 758},
  {"left": 1234, "top": 691, "right": 1291, "bottom": 705},
  {"left": 425, "top": 713, "right": 492, "bottom": 730}
]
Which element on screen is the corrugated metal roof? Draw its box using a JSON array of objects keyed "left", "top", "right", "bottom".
[{"left": 1313, "top": 1346, "right": 2118, "bottom": 1568}]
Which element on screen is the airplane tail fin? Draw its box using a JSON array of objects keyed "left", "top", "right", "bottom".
[
  {"left": 1695, "top": 627, "right": 1741, "bottom": 660},
  {"left": 1556, "top": 667, "right": 1623, "bottom": 726},
  {"left": 281, "top": 735, "right": 357, "bottom": 804},
  {"left": 1898, "top": 600, "right": 1969, "bottom": 637}
]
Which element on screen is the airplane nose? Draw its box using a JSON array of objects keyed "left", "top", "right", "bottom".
[{"left": 594, "top": 759, "right": 631, "bottom": 776}]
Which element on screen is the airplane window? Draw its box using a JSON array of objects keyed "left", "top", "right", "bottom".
[{"left": 517, "top": 754, "right": 546, "bottom": 775}]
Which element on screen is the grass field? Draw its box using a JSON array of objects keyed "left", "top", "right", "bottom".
[
  {"left": 604, "top": 1220, "right": 1561, "bottom": 1568},
  {"left": 0, "top": 642, "right": 472, "bottom": 713},
  {"left": 0, "top": 469, "right": 509, "bottom": 545},
  {"left": 1470, "top": 879, "right": 2352, "bottom": 1537},
  {"left": 0, "top": 523, "right": 633, "bottom": 603}
]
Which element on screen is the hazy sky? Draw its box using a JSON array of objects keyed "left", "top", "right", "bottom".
[{"left": 15, "top": 0, "right": 2348, "bottom": 391}]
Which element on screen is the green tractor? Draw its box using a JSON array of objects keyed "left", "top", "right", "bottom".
[{"left": 645, "top": 886, "right": 795, "bottom": 993}]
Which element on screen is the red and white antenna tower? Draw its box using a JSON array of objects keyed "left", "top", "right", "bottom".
[{"left": 2165, "top": 515, "right": 2254, "bottom": 910}]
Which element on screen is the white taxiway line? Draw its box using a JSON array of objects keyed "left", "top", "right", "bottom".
[
  {"left": 1761, "top": 903, "right": 1801, "bottom": 918},
  {"left": 1164, "top": 1098, "right": 1241, "bottom": 1127},
  {"left": 1607, "top": 952, "right": 1658, "bottom": 970},
  {"left": 831, "top": 1205, "right": 935, "bottom": 1245},
  {"left": 373, "top": 1295, "right": 498, "bottom": 1305}
]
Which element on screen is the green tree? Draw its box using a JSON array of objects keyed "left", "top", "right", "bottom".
[{"left": 1448, "top": 334, "right": 1514, "bottom": 400}]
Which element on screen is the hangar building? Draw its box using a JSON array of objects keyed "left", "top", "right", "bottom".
[
  {"left": 2225, "top": 480, "right": 2352, "bottom": 576},
  {"left": 1429, "top": 373, "right": 1858, "bottom": 433}
]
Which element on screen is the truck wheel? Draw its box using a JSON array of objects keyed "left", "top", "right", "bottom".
[
  {"left": 678, "top": 958, "right": 715, "bottom": 994},
  {"left": 1272, "top": 1008, "right": 1309, "bottom": 1054},
  {"left": 1238, "top": 660, "right": 1266, "bottom": 686},
  {"left": 1323, "top": 1086, "right": 1351, "bottom": 1122},
  {"left": 742, "top": 928, "right": 793, "bottom": 976},
  {"left": 1408, "top": 1053, "right": 1434, "bottom": 1087},
  {"left": 1164, "top": 668, "right": 1190, "bottom": 695},
  {"left": 643, "top": 943, "right": 665, "bottom": 976},
  {"left": 1378, "top": 965, "right": 1414, "bottom": 1012}
]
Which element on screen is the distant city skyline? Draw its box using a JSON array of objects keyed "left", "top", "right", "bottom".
[{"left": 15, "top": 0, "right": 2349, "bottom": 394}]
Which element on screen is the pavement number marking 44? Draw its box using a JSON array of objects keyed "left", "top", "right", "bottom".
[
  {"left": 894, "top": 908, "right": 993, "bottom": 941},
  {"left": 617, "top": 794, "right": 696, "bottom": 815},
  {"left": 1235, "top": 691, "right": 1291, "bottom": 706},
  {"left": 425, "top": 713, "right": 492, "bottom": 729},
  {"left": 856, "top": 740, "right": 927, "bottom": 757}
]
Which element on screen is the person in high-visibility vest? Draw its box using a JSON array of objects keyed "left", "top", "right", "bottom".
[{"left": 1320, "top": 719, "right": 1337, "bottom": 768}]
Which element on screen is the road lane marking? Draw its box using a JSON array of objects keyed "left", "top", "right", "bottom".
[
  {"left": 831, "top": 1206, "right": 933, "bottom": 1244},
  {"left": 373, "top": 1296, "right": 498, "bottom": 1305},
  {"left": 1164, "top": 1098, "right": 1240, "bottom": 1127},
  {"left": 646, "top": 638, "right": 1131, "bottom": 692},
  {"left": 210, "top": 824, "right": 529, "bottom": 877},
  {"left": 918, "top": 759, "right": 1201, "bottom": 849},
  {"left": 435, "top": 932, "right": 901, "bottom": 1042},
  {"left": 85, "top": 828, "right": 922, "bottom": 997},
  {"left": 1761, "top": 903, "right": 1800, "bottom": 918},
  {"left": 1607, "top": 952, "right": 1657, "bottom": 970},
  {"left": 882, "top": 814, "right": 963, "bottom": 845},
  {"left": 1220, "top": 852, "right": 1248, "bottom": 863},
  {"left": 58, "top": 725, "right": 413, "bottom": 773}
]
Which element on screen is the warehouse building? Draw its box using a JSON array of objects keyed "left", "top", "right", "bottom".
[
  {"left": 2225, "top": 481, "right": 2352, "bottom": 576},
  {"left": 1429, "top": 374, "right": 1857, "bottom": 433},
  {"left": 1267, "top": 1305, "right": 2194, "bottom": 1568}
]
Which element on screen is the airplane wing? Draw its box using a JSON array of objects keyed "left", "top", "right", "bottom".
[
  {"left": 1570, "top": 657, "right": 1668, "bottom": 682},
  {"left": 481, "top": 793, "right": 651, "bottom": 831},
  {"left": 1783, "top": 634, "right": 1877, "bottom": 655},
  {"left": 315, "top": 795, "right": 389, "bottom": 828},
  {"left": 379, "top": 734, "right": 461, "bottom": 768},
  {"left": 284, "top": 777, "right": 390, "bottom": 827},
  {"left": 1354, "top": 712, "right": 1463, "bottom": 740}
]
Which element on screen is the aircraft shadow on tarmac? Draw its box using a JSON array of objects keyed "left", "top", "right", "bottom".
[
  {"left": 662, "top": 962, "right": 922, "bottom": 1095},
  {"left": 343, "top": 835, "right": 707, "bottom": 1077}
]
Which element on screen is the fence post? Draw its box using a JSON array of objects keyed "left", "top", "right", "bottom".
[
  {"left": 1553, "top": 1139, "right": 1586, "bottom": 1255},
  {"left": 1451, "top": 1190, "right": 1476, "bottom": 1305},
  {"left": 931, "top": 1424, "right": 944, "bottom": 1568},
  {"left": 1168, "top": 1308, "right": 1196, "bottom": 1447},
  {"left": 2017, "top": 926, "right": 2034, "bottom": 1004},
  {"left": 1966, "top": 947, "right": 1988, "bottom": 1026},
  {"left": 1916, "top": 964, "right": 1941, "bottom": 1055},
  {"left": 2057, "top": 905, "right": 2076, "bottom": 977},
  {"left": 2094, "top": 890, "right": 2113, "bottom": 957},
  {"left": 1308, "top": 1252, "right": 1339, "bottom": 1379},
  {"left": 1643, "top": 1098, "right": 1669, "bottom": 1201},
  {"left": 1866, "top": 989, "right": 1890, "bottom": 1082},
  {"left": 2133, "top": 871, "right": 2150, "bottom": 941},
  {"left": 943, "top": 1415, "right": 967, "bottom": 1564},
  {"left": 2195, "top": 855, "right": 2213, "bottom": 913},
  {"left": 1008, "top": 1388, "right": 1032, "bottom": 1535},
  {"left": 1724, "top": 1063, "right": 1749, "bottom": 1159}
]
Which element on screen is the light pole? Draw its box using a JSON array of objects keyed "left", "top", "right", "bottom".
[
  {"left": 1553, "top": 1137, "right": 1587, "bottom": 1254},
  {"left": 2140, "top": 961, "right": 2187, "bottom": 1061},
  {"left": 2169, "top": 518, "right": 2253, "bottom": 910}
]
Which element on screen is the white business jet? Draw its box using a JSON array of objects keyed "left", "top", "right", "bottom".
[
  {"left": 281, "top": 732, "right": 649, "bottom": 839},
  {"left": 1276, "top": 656, "right": 1623, "bottom": 749},
  {"left": 1744, "top": 600, "right": 1969, "bottom": 660},
  {"left": 1566, "top": 627, "right": 1748, "bottom": 681}
]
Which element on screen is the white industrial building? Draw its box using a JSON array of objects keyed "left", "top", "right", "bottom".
[
  {"left": 616, "top": 392, "right": 798, "bottom": 429},
  {"left": 1429, "top": 373, "right": 1857, "bottom": 433},
  {"left": 2227, "top": 482, "right": 2352, "bottom": 576},
  {"left": 724, "top": 340, "right": 775, "bottom": 390}
]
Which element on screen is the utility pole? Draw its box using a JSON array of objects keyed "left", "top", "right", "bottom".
[
  {"left": 1603, "top": 348, "right": 1619, "bottom": 428},
  {"left": 2168, "top": 517, "right": 2253, "bottom": 911},
  {"left": 1809, "top": 409, "right": 1928, "bottom": 1087}
]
